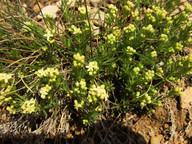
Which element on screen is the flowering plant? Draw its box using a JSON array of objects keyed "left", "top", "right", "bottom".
[{"left": 0, "top": 0, "right": 192, "bottom": 125}]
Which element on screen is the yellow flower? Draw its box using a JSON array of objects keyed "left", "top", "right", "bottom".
[
  {"left": 21, "top": 98, "right": 36, "bottom": 114},
  {"left": 39, "top": 85, "right": 52, "bottom": 99},
  {"left": 74, "top": 100, "right": 84, "bottom": 110},
  {"left": 0, "top": 73, "right": 13, "bottom": 83},
  {"left": 44, "top": 29, "right": 55, "bottom": 43},
  {"left": 78, "top": 6, "right": 90, "bottom": 15},
  {"left": 69, "top": 25, "right": 82, "bottom": 35}
]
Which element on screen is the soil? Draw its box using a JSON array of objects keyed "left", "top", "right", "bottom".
[{"left": 0, "top": 0, "right": 192, "bottom": 144}]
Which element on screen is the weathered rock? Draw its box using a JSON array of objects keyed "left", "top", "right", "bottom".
[
  {"left": 37, "top": 5, "right": 59, "bottom": 19},
  {"left": 56, "top": 0, "right": 76, "bottom": 8},
  {"left": 150, "top": 136, "right": 160, "bottom": 144},
  {"left": 89, "top": 8, "right": 105, "bottom": 26},
  {"left": 93, "top": 25, "right": 100, "bottom": 35},
  {"left": 90, "top": 0, "right": 100, "bottom": 7},
  {"left": 180, "top": 87, "right": 192, "bottom": 109},
  {"left": 33, "top": 3, "right": 44, "bottom": 13}
]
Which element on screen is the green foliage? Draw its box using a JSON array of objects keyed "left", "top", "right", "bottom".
[{"left": 0, "top": 0, "right": 192, "bottom": 125}]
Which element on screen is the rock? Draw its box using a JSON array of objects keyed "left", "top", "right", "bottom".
[
  {"left": 89, "top": 8, "right": 105, "bottom": 26},
  {"left": 179, "top": 5, "right": 185, "bottom": 11},
  {"left": 33, "top": 3, "right": 44, "bottom": 13},
  {"left": 150, "top": 136, "right": 160, "bottom": 144},
  {"left": 93, "top": 25, "right": 100, "bottom": 35},
  {"left": 56, "top": 0, "right": 62, "bottom": 7},
  {"left": 37, "top": 5, "right": 60, "bottom": 19},
  {"left": 90, "top": 0, "right": 100, "bottom": 7},
  {"left": 56, "top": 0, "right": 76, "bottom": 8},
  {"left": 157, "top": 134, "right": 164, "bottom": 143},
  {"left": 171, "top": 9, "right": 180, "bottom": 15},
  {"left": 180, "top": 87, "right": 192, "bottom": 109}
]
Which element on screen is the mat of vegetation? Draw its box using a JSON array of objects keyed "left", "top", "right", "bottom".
[{"left": 0, "top": 0, "right": 192, "bottom": 143}]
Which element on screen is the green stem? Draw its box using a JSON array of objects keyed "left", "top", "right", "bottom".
[{"left": 84, "top": 0, "right": 93, "bottom": 58}]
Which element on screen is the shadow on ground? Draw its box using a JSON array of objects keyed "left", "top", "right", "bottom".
[{"left": 0, "top": 116, "right": 147, "bottom": 144}]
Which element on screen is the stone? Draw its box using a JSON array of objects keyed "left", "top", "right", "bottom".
[
  {"left": 93, "top": 25, "right": 100, "bottom": 35},
  {"left": 150, "top": 136, "right": 160, "bottom": 144},
  {"left": 90, "top": 0, "right": 101, "bottom": 7},
  {"left": 33, "top": 3, "right": 44, "bottom": 13},
  {"left": 180, "top": 87, "right": 192, "bottom": 109},
  {"left": 37, "top": 5, "right": 60, "bottom": 19},
  {"left": 56, "top": 0, "right": 76, "bottom": 8},
  {"left": 89, "top": 8, "right": 105, "bottom": 26}
]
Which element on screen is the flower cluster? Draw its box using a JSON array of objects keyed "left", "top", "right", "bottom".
[
  {"left": 126, "top": 46, "right": 136, "bottom": 55},
  {"left": 39, "top": 84, "right": 52, "bottom": 99},
  {"left": 0, "top": 85, "right": 12, "bottom": 105},
  {"left": 142, "top": 24, "right": 155, "bottom": 33},
  {"left": 132, "top": 10, "right": 139, "bottom": 21},
  {"left": 88, "top": 84, "right": 109, "bottom": 102},
  {"left": 73, "top": 53, "right": 85, "bottom": 67},
  {"left": 21, "top": 98, "right": 36, "bottom": 114},
  {"left": 160, "top": 34, "right": 168, "bottom": 42},
  {"left": 177, "top": 55, "right": 192, "bottom": 69},
  {"left": 74, "top": 79, "right": 87, "bottom": 95},
  {"left": 124, "top": 1, "right": 135, "bottom": 12},
  {"left": 35, "top": 67, "right": 59, "bottom": 82},
  {"left": 78, "top": 6, "right": 90, "bottom": 15},
  {"left": 106, "top": 4, "right": 118, "bottom": 20},
  {"left": 165, "top": 17, "right": 173, "bottom": 26},
  {"left": 0, "top": 73, "right": 13, "bottom": 84},
  {"left": 156, "top": 67, "right": 164, "bottom": 76},
  {"left": 140, "top": 94, "right": 152, "bottom": 107},
  {"left": 41, "top": 46, "right": 47, "bottom": 52},
  {"left": 44, "top": 29, "right": 55, "bottom": 43},
  {"left": 133, "top": 67, "right": 140, "bottom": 75},
  {"left": 144, "top": 70, "right": 155, "bottom": 81},
  {"left": 105, "top": 33, "right": 116, "bottom": 45},
  {"left": 152, "top": 6, "right": 167, "bottom": 19},
  {"left": 69, "top": 25, "right": 82, "bottom": 35},
  {"left": 74, "top": 99, "right": 84, "bottom": 110},
  {"left": 150, "top": 51, "right": 157, "bottom": 58},
  {"left": 184, "top": 3, "right": 192, "bottom": 13},
  {"left": 123, "top": 24, "right": 136, "bottom": 33},
  {"left": 112, "top": 27, "right": 121, "bottom": 38},
  {"left": 145, "top": 8, "right": 156, "bottom": 23},
  {"left": 6, "top": 105, "right": 16, "bottom": 114},
  {"left": 173, "top": 86, "right": 182, "bottom": 96},
  {"left": 176, "top": 11, "right": 189, "bottom": 23},
  {"left": 86, "top": 61, "right": 99, "bottom": 76},
  {"left": 175, "top": 42, "right": 183, "bottom": 51},
  {"left": 84, "top": 20, "right": 93, "bottom": 32}
]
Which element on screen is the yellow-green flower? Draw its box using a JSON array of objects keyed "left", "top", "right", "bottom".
[
  {"left": 78, "top": 6, "right": 90, "bottom": 15},
  {"left": 73, "top": 53, "right": 85, "bottom": 67},
  {"left": 74, "top": 99, "right": 84, "bottom": 110},
  {"left": 39, "top": 85, "right": 52, "bottom": 99},
  {"left": 0, "top": 73, "right": 13, "bottom": 83},
  {"left": 86, "top": 61, "right": 99, "bottom": 76},
  {"left": 44, "top": 29, "right": 55, "bottom": 43},
  {"left": 21, "top": 98, "right": 36, "bottom": 114},
  {"left": 69, "top": 25, "right": 82, "bottom": 35}
]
